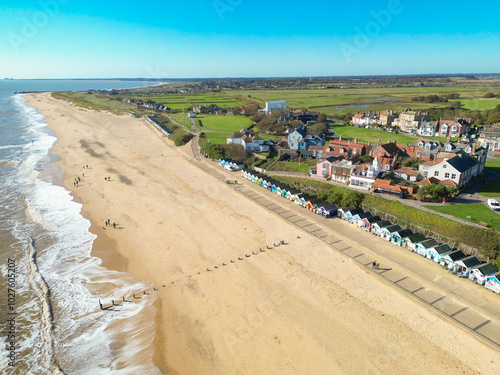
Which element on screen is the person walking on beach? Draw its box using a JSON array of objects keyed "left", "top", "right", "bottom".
[
  {"left": 113, "top": 222, "right": 116, "bottom": 229},
  {"left": 372, "top": 261, "right": 377, "bottom": 269}
]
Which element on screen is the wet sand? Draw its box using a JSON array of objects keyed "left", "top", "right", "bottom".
[{"left": 26, "top": 92, "right": 499, "bottom": 374}]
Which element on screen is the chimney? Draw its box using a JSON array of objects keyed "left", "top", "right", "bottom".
[
  {"left": 377, "top": 139, "right": 381, "bottom": 146},
  {"left": 339, "top": 135, "right": 343, "bottom": 141},
  {"left": 355, "top": 138, "right": 358, "bottom": 143},
  {"left": 472, "top": 142, "right": 477, "bottom": 153}
]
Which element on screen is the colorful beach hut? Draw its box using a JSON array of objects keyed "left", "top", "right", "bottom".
[
  {"left": 371, "top": 220, "right": 392, "bottom": 236},
  {"left": 441, "top": 250, "right": 466, "bottom": 270},
  {"left": 391, "top": 228, "right": 414, "bottom": 246},
  {"left": 427, "top": 244, "right": 453, "bottom": 263},
  {"left": 469, "top": 263, "right": 498, "bottom": 285},
  {"left": 485, "top": 272, "right": 500, "bottom": 293},
  {"left": 317, "top": 203, "right": 338, "bottom": 218},
  {"left": 380, "top": 224, "right": 402, "bottom": 241},
  {"left": 453, "top": 256, "right": 481, "bottom": 276},
  {"left": 362, "top": 215, "right": 381, "bottom": 231},
  {"left": 403, "top": 233, "right": 427, "bottom": 251},
  {"left": 415, "top": 238, "right": 439, "bottom": 257},
  {"left": 354, "top": 212, "right": 373, "bottom": 227}
]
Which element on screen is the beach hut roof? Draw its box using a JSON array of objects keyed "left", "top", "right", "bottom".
[
  {"left": 372, "top": 220, "right": 392, "bottom": 228},
  {"left": 365, "top": 215, "right": 382, "bottom": 223},
  {"left": 458, "top": 256, "right": 481, "bottom": 268},
  {"left": 446, "top": 250, "right": 466, "bottom": 262},
  {"left": 289, "top": 188, "right": 302, "bottom": 195},
  {"left": 319, "top": 203, "right": 338, "bottom": 210},
  {"left": 341, "top": 206, "right": 356, "bottom": 212},
  {"left": 407, "top": 233, "right": 427, "bottom": 243},
  {"left": 385, "top": 224, "right": 402, "bottom": 233},
  {"left": 357, "top": 212, "right": 373, "bottom": 220},
  {"left": 396, "top": 229, "right": 414, "bottom": 238},
  {"left": 433, "top": 244, "right": 453, "bottom": 255},
  {"left": 347, "top": 208, "right": 364, "bottom": 216},
  {"left": 473, "top": 263, "right": 498, "bottom": 276},
  {"left": 420, "top": 239, "right": 439, "bottom": 248}
]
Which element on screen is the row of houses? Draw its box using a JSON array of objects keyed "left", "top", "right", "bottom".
[
  {"left": 352, "top": 111, "right": 472, "bottom": 138},
  {"left": 240, "top": 169, "right": 338, "bottom": 218},
  {"left": 337, "top": 207, "right": 500, "bottom": 293},
  {"left": 124, "top": 98, "right": 170, "bottom": 111}
]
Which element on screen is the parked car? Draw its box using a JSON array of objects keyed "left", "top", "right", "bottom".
[{"left": 487, "top": 198, "right": 500, "bottom": 211}]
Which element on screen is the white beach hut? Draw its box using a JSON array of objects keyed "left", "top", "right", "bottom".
[
  {"left": 469, "top": 263, "right": 498, "bottom": 285},
  {"left": 485, "top": 272, "right": 500, "bottom": 293}
]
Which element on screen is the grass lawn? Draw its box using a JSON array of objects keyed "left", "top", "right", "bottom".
[
  {"left": 425, "top": 203, "right": 500, "bottom": 231},
  {"left": 191, "top": 115, "right": 253, "bottom": 133},
  {"left": 330, "top": 124, "right": 416, "bottom": 144},
  {"left": 479, "top": 180, "right": 500, "bottom": 198},
  {"left": 485, "top": 159, "right": 500, "bottom": 174},
  {"left": 283, "top": 162, "right": 313, "bottom": 173},
  {"left": 170, "top": 113, "right": 192, "bottom": 128},
  {"left": 202, "top": 131, "right": 232, "bottom": 138},
  {"left": 450, "top": 99, "right": 500, "bottom": 110},
  {"left": 205, "top": 138, "right": 227, "bottom": 145}
]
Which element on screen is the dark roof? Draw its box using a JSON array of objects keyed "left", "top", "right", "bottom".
[
  {"left": 380, "top": 142, "right": 400, "bottom": 155},
  {"left": 385, "top": 224, "right": 402, "bottom": 233},
  {"left": 433, "top": 244, "right": 453, "bottom": 255},
  {"left": 341, "top": 206, "right": 356, "bottom": 212},
  {"left": 347, "top": 208, "right": 364, "bottom": 216},
  {"left": 419, "top": 239, "right": 439, "bottom": 248},
  {"left": 473, "top": 263, "right": 498, "bottom": 276},
  {"left": 446, "top": 155, "right": 478, "bottom": 173},
  {"left": 355, "top": 212, "right": 372, "bottom": 220},
  {"left": 319, "top": 203, "right": 338, "bottom": 210},
  {"left": 324, "top": 156, "right": 337, "bottom": 163},
  {"left": 458, "top": 256, "right": 481, "bottom": 268},
  {"left": 372, "top": 220, "right": 392, "bottom": 228},
  {"left": 395, "top": 229, "right": 414, "bottom": 238},
  {"left": 307, "top": 197, "right": 323, "bottom": 205},
  {"left": 407, "top": 233, "right": 427, "bottom": 243},
  {"left": 288, "top": 189, "right": 302, "bottom": 195},
  {"left": 446, "top": 250, "right": 466, "bottom": 262},
  {"left": 365, "top": 215, "right": 382, "bottom": 223}
]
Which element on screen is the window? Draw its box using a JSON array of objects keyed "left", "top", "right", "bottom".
[
  {"left": 452, "top": 174, "right": 456, "bottom": 179},
  {"left": 445, "top": 173, "right": 450, "bottom": 178},
  {"left": 434, "top": 171, "right": 439, "bottom": 177},
  {"left": 443, "top": 164, "right": 447, "bottom": 168}
]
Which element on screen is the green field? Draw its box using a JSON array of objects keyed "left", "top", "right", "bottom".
[
  {"left": 126, "top": 93, "right": 242, "bottom": 110},
  {"left": 426, "top": 203, "right": 500, "bottom": 231},
  {"left": 170, "top": 113, "right": 252, "bottom": 133},
  {"left": 451, "top": 99, "right": 500, "bottom": 110},
  {"left": 224, "top": 86, "right": 498, "bottom": 116},
  {"left": 485, "top": 159, "right": 500, "bottom": 174},
  {"left": 479, "top": 180, "right": 500, "bottom": 198},
  {"left": 330, "top": 124, "right": 416, "bottom": 145}
]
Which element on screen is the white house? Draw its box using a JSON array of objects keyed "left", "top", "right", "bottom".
[
  {"left": 424, "top": 155, "right": 478, "bottom": 188},
  {"left": 453, "top": 256, "right": 481, "bottom": 276},
  {"left": 485, "top": 272, "right": 500, "bottom": 293}
]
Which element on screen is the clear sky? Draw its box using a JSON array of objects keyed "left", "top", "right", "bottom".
[{"left": 0, "top": 0, "right": 499, "bottom": 79}]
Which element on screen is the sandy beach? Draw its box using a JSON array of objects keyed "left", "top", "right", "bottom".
[{"left": 25, "top": 92, "right": 500, "bottom": 375}]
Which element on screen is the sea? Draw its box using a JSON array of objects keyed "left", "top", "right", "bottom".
[{"left": 0, "top": 80, "right": 163, "bottom": 374}]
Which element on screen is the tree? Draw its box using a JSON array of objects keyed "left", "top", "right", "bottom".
[
  {"left": 318, "top": 113, "right": 327, "bottom": 123},
  {"left": 341, "top": 190, "right": 364, "bottom": 208},
  {"left": 401, "top": 157, "right": 424, "bottom": 169},
  {"left": 416, "top": 184, "right": 455, "bottom": 200},
  {"left": 310, "top": 122, "right": 329, "bottom": 135},
  {"left": 225, "top": 143, "right": 249, "bottom": 161},
  {"left": 359, "top": 155, "right": 374, "bottom": 164},
  {"left": 483, "top": 92, "right": 496, "bottom": 98}
]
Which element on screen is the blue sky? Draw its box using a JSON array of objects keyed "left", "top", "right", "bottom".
[{"left": 0, "top": 0, "right": 499, "bottom": 79}]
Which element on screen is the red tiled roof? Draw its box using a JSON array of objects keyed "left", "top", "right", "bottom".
[
  {"left": 440, "top": 179, "right": 458, "bottom": 187},
  {"left": 372, "top": 179, "right": 402, "bottom": 192},
  {"left": 418, "top": 177, "right": 440, "bottom": 186},
  {"left": 394, "top": 167, "right": 419, "bottom": 176}
]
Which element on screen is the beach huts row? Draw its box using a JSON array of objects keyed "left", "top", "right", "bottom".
[
  {"left": 218, "top": 158, "right": 245, "bottom": 171},
  {"left": 240, "top": 169, "right": 338, "bottom": 218},
  {"left": 337, "top": 207, "right": 500, "bottom": 293}
]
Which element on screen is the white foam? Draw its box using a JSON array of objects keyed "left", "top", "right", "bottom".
[{"left": 4, "top": 95, "right": 162, "bottom": 375}]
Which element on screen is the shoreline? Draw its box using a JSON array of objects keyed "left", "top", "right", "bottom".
[{"left": 25, "top": 92, "right": 500, "bottom": 374}]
